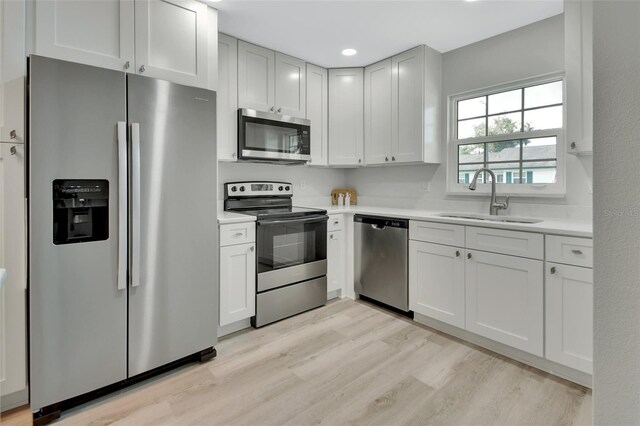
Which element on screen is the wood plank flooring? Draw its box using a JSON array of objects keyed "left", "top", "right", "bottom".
[{"left": 1, "top": 299, "right": 592, "bottom": 425}]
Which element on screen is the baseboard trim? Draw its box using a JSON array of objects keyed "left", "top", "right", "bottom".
[
  {"left": 1, "top": 388, "right": 29, "bottom": 412},
  {"left": 413, "top": 313, "right": 592, "bottom": 388},
  {"left": 328, "top": 289, "right": 341, "bottom": 300}
]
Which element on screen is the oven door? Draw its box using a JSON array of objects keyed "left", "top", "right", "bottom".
[
  {"left": 238, "top": 108, "right": 311, "bottom": 163},
  {"left": 257, "top": 215, "right": 328, "bottom": 292}
]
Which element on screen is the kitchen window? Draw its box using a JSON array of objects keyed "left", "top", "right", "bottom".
[{"left": 448, "top": 76, "right": 565, "bottom": 197}]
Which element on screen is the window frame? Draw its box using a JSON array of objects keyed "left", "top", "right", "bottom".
[{"left": 447, "top": 73, "right": 566, "bottom": 198}]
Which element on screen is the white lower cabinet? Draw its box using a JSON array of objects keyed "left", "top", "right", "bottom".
[
  {"left": 545, "top": 262, "right": 593, "bottom": 374},
  {"left": 219, "top": 223, "right": 256, "bottom": 327},
  {"left": 409, "top": 241, "right": 465, "bottom": 328},
  {"left": 465, "top": 250, "right": 543, "bottom": 356},
  {"left": 327, "top": 229, "right": 345, "bottom": 295}
]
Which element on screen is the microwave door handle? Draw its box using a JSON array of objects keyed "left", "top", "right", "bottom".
[{"left": 258, "top": 215, "right": 329, "bottom": 226}]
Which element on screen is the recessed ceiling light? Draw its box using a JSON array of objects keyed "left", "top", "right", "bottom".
[{"left": 342, "top": 48, "right": 357, "bottom": 56}]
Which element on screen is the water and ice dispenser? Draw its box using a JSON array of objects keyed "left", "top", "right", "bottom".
[{"left": 53, "top": 180, "right": 109, "bottom": 245}]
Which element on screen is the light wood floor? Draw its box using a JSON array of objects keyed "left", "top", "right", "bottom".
[{"left": 2, "top": 299, "right": 592, "bottom": 426}]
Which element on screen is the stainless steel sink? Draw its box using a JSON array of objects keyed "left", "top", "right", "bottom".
[{"left": 436, "top": 213, "right": 543, "bottom": 224}]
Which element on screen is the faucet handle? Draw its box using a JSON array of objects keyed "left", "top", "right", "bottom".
[{"left": 504, "top": 196, "right": 510, "bottom": 208}]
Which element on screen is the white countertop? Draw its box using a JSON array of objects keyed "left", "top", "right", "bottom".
[{"left": 219, "top": 205, "right": 592, "bottom": 238}]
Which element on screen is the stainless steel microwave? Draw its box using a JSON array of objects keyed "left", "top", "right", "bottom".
[{"left": 238, "top": 108, "right": 311, "bottom": 164}]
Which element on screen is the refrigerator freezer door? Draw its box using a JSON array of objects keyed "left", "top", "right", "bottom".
[
  {"left": 29, "top": 56, "right": 128, "bottom": 410},
  {"left": 127, "top": 75, "right": 218, "bottom": 376}
]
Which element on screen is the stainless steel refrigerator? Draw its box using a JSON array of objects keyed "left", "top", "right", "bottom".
[{"left": 28, "top": 55, "right": 218, "bottom": 416}]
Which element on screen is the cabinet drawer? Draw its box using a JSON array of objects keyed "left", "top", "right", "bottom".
[
  {"left": 546, "top": 235, "right": 593, "bottom": 268},
  {"left": 466, "top": 227, "right": 543, "bottom": 260},
  {"left": 220, "top": 222, "right": 256, "bottom": 246},
  {"left": 409, "top": 221, "right": 465, "bottom": 247},
  {"left": 327, "top": 214, "right": 344, "bottom": 232}
]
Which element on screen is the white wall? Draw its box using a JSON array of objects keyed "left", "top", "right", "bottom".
[
  {"left": 347, "top": 15, "right": 593, "bottom": 219},
  {"left": 592, "top": 2, "right": 640, "bottom": 424},
  {"left": 218, "top": 163, "right": 347, "bottom": 207}
]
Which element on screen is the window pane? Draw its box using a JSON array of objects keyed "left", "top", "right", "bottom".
[
  {"left": 458, "top": 164, "right": 484, "bottom": 184},
  {"left": 523, "top": 137, "right": 557, "bottom": 160},
  {"left": 458, "top": 143, "right": 484, "bottom": 163},
  {"left": 485, "top": 162, "right": 520, "bottom": 184},
  {"left": 488, "top": 113, "right": 521, "bottom": 135},
  {"left": 486, "top": 140, "right": 521, "bottom": 162},
  {"left": 458, "top": 96, "right": 486, "bottom": 119},
  {"left": 525, "top": 81, "right": 563, "bottom": 109},
  {"left": 458, "top": 117, "right": 485, "bottom": 139},
  {"left": 488, "top": 89, "right": 522, "bottom": 115},
  {"left": 522, "top": 161, "right": 557, "bottom": 183},
  {"left": 524, "top": 105, "right": 563, "bottom": 131}
]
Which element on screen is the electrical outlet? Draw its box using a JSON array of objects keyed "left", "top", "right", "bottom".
[
  {"left": 418, "top": 181, "right": 430, "bottom": 192},
  {"left": 300, "top": 179, "right": 307, "bottom": 190}
]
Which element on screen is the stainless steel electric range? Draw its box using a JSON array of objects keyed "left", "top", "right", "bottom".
[{"left": 224, "top": 181, "right": 328, "bottom": 327}]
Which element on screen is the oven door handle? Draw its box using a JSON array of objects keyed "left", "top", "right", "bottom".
[{"left": 258, "top": 215, "right": 329, "bottom": 226}]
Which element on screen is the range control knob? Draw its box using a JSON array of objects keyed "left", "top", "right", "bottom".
[
  {"left": 278, "top": 186, "right": 284, "bottom": 191},
  {"left": 239, "top": 186, "right": 245, "bottom": 192},
  {"left": 285, "top": 185, "right": 290, "bottom": 191},
  {"left": 231, "top": 186, "right": 237, "bottom": 192}
]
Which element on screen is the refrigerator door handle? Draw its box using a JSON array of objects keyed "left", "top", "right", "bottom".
[
  {"left": 117, "top": 122, "right": 128, "bottom": 291},
  {"left": 131, "top": 122, "right": 141, "bottom": 288}
]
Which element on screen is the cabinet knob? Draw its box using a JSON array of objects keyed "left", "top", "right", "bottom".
[
  {"left": 333, "top": 220, "right": 339, "bottom": 225},
  {"left": 139, "top": 65, "right": 146, "bottom": 73},
  {"left": 467, "top": 252, "right": 472, "bottom": 259},
  {"left": 358, "top": 158, "right": 362, "bottom": 164},
  {"left": 571, "top": 249, "right": 583, "bottom": 255},
  {"left": 232, "top": 152, "right": 237, "bottom": 159},
  {"left": 270, "top": 106, "right": 275, "bottom": 112},
  {"left": 329, "top": 234, "right": 334, "bottom": 239},
  {"left": 456, "top": 250, "right": 460, "bottom": 257},
  {"left": 570, "top": 141, "right": 577, "bottom": 150},
  {"left": 277, "top": 107, "right": 282, "bottom": 113},
  {"left": 9, "top": 130, "right": 17, "bottom": 139},
  {"left": 385, "top": 157, "right": 389, "bottom": 162},
  {"left": 124, "top": 61, "right": 130, "bottom": 70},
  {"left": 392, "top": 156, "right": 396, "bottom": 161},
  {"left": 550, "top": 266, "right": 556, "bottom": 274},
  {"left": 308, "top": 158, "right": 312, "bottom": 164},
  {"left": 10, "top": 146, "right": 17, "bottom": 155},
  {"left": 249, "top": 246, "right": 254, "bottom": 252}
]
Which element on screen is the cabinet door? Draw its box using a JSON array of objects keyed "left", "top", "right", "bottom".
[
  {"left": 219, "top": 243, "right": 256, "bottom": 327},
  {"left": 306, "top": 64, "right": 328, "bottom": 167},
  {"left": 1, "top": 0, "right": 25, "bottom": 146},
  {"left": 238, "top": 41, "right": 275, "bottom": 112},
  {"left": 0, "top": 143, "right": 27, "bottom": 402},
  {"left": 465, "top": 250, "right": 543, "bottom": 356},
  {"left": 327, "top": 230, "right": 345, "bottom": 294},
  {"left": 364, "top": 59, "right": 392, "bottom": 165},
  {"left": 391, "top": 46, "right": 424, "bottom": 164},
  {"left": 217, "top": 33, "right": 238, "bottom": 162},
  {"left": 134, "top": 0, "right": 208, "bottom": 88},
  {"left": 328, "top": 68, "right": 364, "bottom": 166},
  {"left": 565, "top": 0, "right": 593, "bottom": 155},
  {"left": 34, "top": 0, "right": 134, "bottom": 72},
  {"left": 409, "top": 241, "right": 465, "bottom": 328},
  {"left": 275, "top": 52, "right": 306, "bottom": 118},
  {"left": 545, "top": 263, "right": 593, "bottom": 373}
]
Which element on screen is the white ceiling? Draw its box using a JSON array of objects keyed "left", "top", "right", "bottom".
[{"left": 214, "top": 0, "right": 564, "bottom": 68}]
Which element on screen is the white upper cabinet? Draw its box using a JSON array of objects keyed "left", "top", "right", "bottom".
[
  {"left": 306, "top": 63, "right": 328, "bottom": 166},
  {"left": 238, "top": 41, "right": 276, "bottom": 112},
  {"left": 465, "top": 250, "right": 543, "bottom": 356},
  {"left": 565, "top": 0, "right": 593, "bottom": 155},
  {"left": 1, "top": 0, "right": 26, "bottom": 145},
  {"left": 410, "top": 240, "right": 465, "bottom": 328},
  {"left": 217, "top": 33, "right": 238, "bottom": 162},
  {"left": 329, "top": 68, "right": 364, "bottom": 166},
  {"left": 545, "top": 262, "right": 593, "bottom": 374},
  {"left": 34, "top": 0, "right": 135, "bottom": 72},
  {"left": 364, "top": 59, "right": 393, "bottom": 165},
  {"left": 33, "top": 0, "right": 212, "bottom": 88},
  {"left": 392, "top": 45, "right": 441, "bottom": 164},
  {"left": 134, "top": 0, "right": 209, "bottom": 88},
  {"left": 275, "top": 52, "right": 306, "bottom": 117}
]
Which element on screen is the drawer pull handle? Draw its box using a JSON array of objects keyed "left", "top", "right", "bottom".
[
  {"left": 455, "top": 250, "right": 460, "bottom": 257},
  {"left": 234, "top": 232, "right": 244, "bottom": 237},
  {"left": 571, "top": 249, "right": 583, "bottom": 255},
  {"left": 550, "top": 266, "right": 557, "bottom": 274}
]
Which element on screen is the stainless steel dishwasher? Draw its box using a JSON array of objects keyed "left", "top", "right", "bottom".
[{"left": 354, "top": 215, "right": 409, "bottom": 312}]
